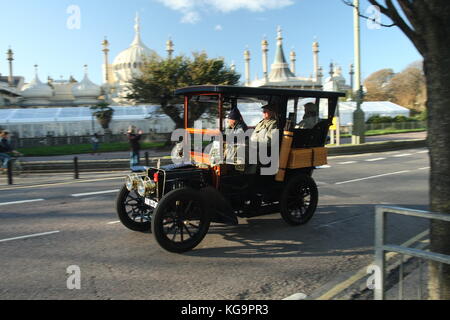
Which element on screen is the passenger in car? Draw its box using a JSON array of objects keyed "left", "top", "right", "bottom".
[{"left": 297, "top": 103, "right": 319, "bottom": 129}]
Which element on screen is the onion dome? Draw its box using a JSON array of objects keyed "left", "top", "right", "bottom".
[
  {"left": 112, "top": 13, "right": 159, "bottom": 83},
  {"left": 72, "top": 65, "right": 101, "bottom": 104},
  {"left": 20, "top": 65, "right": 53, "bottom": 105}
]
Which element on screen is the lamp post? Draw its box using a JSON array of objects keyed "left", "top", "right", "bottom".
[{"left": 352, "top": 0, "right": 366, "bottom": 145}]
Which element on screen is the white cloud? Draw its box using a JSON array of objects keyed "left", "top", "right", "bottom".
[
  {"left": 156, "top": 0, "right": 294, "bottom": 24},
  {"left": 214, "top": 24, "right": 223, "bottom": 31},
  {"left": 181, "top": 11, "right": 200, "bottom": 24}
]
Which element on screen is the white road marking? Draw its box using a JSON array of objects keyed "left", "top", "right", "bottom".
[
  {"left": 283, "top": 292, "right": 307, "bottom": 300},
  {"left": 335, "top": 170, "right": 411, "bottom": 185},
  {"left": 393, "top": 153, "right": 412, "bottom": 157},
  {"left": 418, "top": 167, "right": 430, "bottom": 170},
  {"left": 71, "top": 190, "right": 119, "bottom": 197},
  {"left": 416, "top": 150, "right": 428, "bottom": 154},
  {"left": 0, "top": 231, "right": 60, "bottom": 243},
  {"left": 315, "top": 215, "right": 361, "bottom": 229},
  {"left": 316, "top": 165, "right": 331, "bottom": 169},
  {"left": 0, "top": 199, "right": 45, "bottom": 206},
  {"left": 337, "top": 161, "right": 357, "bottom": 165},
  {"left": 107, "top": 221, "right": 121, "bottom": 225},
  {"left": 365, "top": 158, "right": 386, "bottom": 162}
]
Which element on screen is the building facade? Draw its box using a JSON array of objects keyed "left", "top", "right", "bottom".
[{"left": 244, "top": 27, "right": 352, "bottom": 94}]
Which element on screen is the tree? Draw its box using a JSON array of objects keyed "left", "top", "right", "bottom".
[
  {"left": 90, "top": 102, "right": 114, "bottom": 133},
  {"left": 126, "top": 52, "right": 240, "bottom": 128},
  {"left": 364, "top": 68, "right": 395, "bottom": 101},
  {"left": 364, "top": 64, "right": 427, "bottom": 113},
  {"left": 348, "top": 0, "right": 450, "bottom": 299},
  {"left": 389, "top": 65, "right": 427, "bottom": 113}
]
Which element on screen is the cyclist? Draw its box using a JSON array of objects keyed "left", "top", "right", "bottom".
[{"left": 0, "top": 130, "right": 21, "bottom": 174}]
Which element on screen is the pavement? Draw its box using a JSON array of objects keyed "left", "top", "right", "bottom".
[{"left": 20, "top": 131, "right": 427, "bottom": 163}]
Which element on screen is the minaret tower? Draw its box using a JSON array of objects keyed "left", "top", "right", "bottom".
[
  {"left": 166, "top": 37, "right": 174, "bottom": 59},
  {"left": 261, "top": 36, "right": 269, "bottom": 83},
  {"left": 7, "top": 47, "right": 14, "bottom": 87},
  {"left": 329, "top": 62, "right": 335, "bottom": 77},
  {"left": 244, "top": 47, "right": 251, "bottom": 86},
  {"left": 312, "top": 39, "right": 320, "bottom": 81},
  {"left": 290, "top": 49, "right": 296, "bottom": 75},
  {"left": 102, "top": 37, "right": 110, "bottom": 84}
]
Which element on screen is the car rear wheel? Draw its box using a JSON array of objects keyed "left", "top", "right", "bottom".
[
  {"left": 152, "top": 188, "right": 210, "bottom": 253},
  {"left": 280, "top": 174, "right": 318, "bottom": 226},
  {"left": 116, "top": 185, "right": 152, "bottom": 232}
]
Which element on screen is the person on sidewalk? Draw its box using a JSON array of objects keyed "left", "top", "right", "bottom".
[
  {"left": 127, "top": 126, "right": 144, "bottom": 168},
  {"left": 90, "top": 133, "right": 100, "bottom": 155}
]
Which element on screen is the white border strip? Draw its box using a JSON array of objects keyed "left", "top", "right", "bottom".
[
  {"left": 335, "top": 170, "right": 411, "bottom": 185},
  {"left": 0, "top": 199, "right": 45, "bottom": 206},
  {"left": 0, "top": 231, "right": 60, "bottom": 243},
  {"left": 71, "top": 190, "right": 119, "bottom": 197}
]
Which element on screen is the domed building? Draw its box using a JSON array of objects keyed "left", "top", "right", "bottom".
[
  {"left": 2, "top": 14, "right": 162, "bottom": 107},
  {"left": 72, "top": 66, "right": 101, "bottom": 105},
  {"left": 17, "top": 65, "right": 102, "bottom": 107},
  {"left": 20, "top": 65, "right": 54, "bottom": 106},
  {"left": 102, "top": 13, "right": 161, "bottom": 104},
  {"left": 244, "top": 26, "right": 352, "bottom": 93}
]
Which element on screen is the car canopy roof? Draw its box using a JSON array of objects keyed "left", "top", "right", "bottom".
[{"left": 175, "top": 85, "right": 346, "bottom": 99}]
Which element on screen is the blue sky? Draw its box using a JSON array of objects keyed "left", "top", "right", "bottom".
[{"left": 0, "top": 0, "right": 421, "bottom": 85}]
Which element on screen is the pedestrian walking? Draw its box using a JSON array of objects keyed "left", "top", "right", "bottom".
[
  {"left": 127, "top": 126, "right": 143, "bottom": 168},
  {"left": 91, "top": 133, "right": 100, "bottom": 155}
]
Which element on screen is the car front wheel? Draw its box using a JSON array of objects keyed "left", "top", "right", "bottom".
[
  {"left": 116, "top": 185, "right": 152, "bottom": 232},
  {"left": 152, "top": 188, "right": 210, "bottom": 253}
]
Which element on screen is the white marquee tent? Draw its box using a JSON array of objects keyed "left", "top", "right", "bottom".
[
  {"left": 0, "top": 106, "right": 176, "bottom": 138},
  {"left": 337, "top": 101, "right": 411, "bottom": 126}
]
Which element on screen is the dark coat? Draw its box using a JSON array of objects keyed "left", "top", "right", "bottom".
[
  {"left": 0, "top": 138, "right": 13, "bottom": 153},
  {"left": 127, "top": 133, "right": 142, "bottom": 152}
]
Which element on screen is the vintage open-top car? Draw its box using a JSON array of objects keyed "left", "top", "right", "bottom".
[{"left": 116, "top": 85, "right": 345, "bottom": 253}]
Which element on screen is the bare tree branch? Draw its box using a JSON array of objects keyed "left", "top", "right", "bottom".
[
  {"left": 384, "top": 0, "right": 426, "bottom": 53},
  {"left": 341, "top": 0, "right": 396, "bottom": 27}
]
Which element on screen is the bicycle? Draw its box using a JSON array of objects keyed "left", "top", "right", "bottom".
[{"left": 1, "top": 153, "right": 23, "bottom": 177}]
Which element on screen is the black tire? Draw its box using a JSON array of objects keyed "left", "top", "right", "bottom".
[
  {"left": 116, "top": 185, "right": 152, "bottom": 232},
  {"left": 280, "top": 174, "right": 318, "bottom": 226},
  {"left": 152, "top": 188, "right": 210, "bottom": 253}
]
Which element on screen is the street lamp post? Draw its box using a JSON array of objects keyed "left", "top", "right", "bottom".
[{"left": 352, "top": 0, "right": 366, "bottom": 145}]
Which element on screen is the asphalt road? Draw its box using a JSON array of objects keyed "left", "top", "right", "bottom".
[{"left": 0, "top": 147, "right": 430, "bottom": 300}]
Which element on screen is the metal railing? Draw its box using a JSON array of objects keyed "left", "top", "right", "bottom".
[{"left": 374, "top": 205, "right": 450, "bottom": 300}]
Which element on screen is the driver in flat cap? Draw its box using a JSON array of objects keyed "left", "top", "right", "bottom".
[
  {"left": 225, "top": 107, "right": 248, "bottom": 135},
  {"left": 224, "top": 107, "right": 248, "bottom": 165},
  {"left": 251, "top": 104, "right": 279, "bottom": 145}
]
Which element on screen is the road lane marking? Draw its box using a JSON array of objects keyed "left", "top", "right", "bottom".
[
  {"left": 71, "top": 189, "right": 119, "bottom": 197},
  {"left": 0, "top": 176, "right": 124, "bottom": 191},
  {"left": 107, "top": 221, "right": 121, "bottom": 225},
  {"left": 0, "top": 231, "right": 60, "bottom": 243},
  {"left": 0, "top": 199, "right": 45, "bottom": 206},
  {"left": 337, "top": 161, "right": 357, "bottom": 165},
  {"left": 335, "top": 170, "right": 411, "bottom": 185},
  {"left": 416, "top": 150, "right": 428, "bottom": 154},
  {"left": 393, "top": 153, "right": 412, "bottom": 157},
  {"left": 365, "top": 158, "right": 386, "bottom": 162},
  {"left": 418, "top": 167, "right": 430, "bottom": 170},
  {"left": 316, "top": 230, "right": 429, "bottom": 300},
  {"left": 315, "top": 215, "right": 361, "bottom": 229}
]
